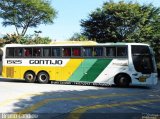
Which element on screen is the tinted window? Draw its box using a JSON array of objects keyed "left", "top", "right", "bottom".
[
  {"left": 72, "top": 47, "right": 81, "bottom": 56},
  {"left": 52, "top": 48, "right": 61, "bottom": 57},
  {"left": 94, "top": 47, "right": 103, "bottom": 56},
  {"left": 83, "top": 47, "right": 93, "bottom": 57},
  {"left": 63, "top": 48, "right": 71, "bottom": 57},
  {"left": 6, "top": 48, "right": 14, "bottom": 57},
  {"left": 132, "top": 45, "right": 150, "bottom": 55},
  {"left": 33, "top": 48, "right": 41, "bottom": 57},
  {"left": 117, "top": 47, "right": 127, "bottom": 57},
  {"left": 43, "top": 47, "right": 51, "bottom": 57},
  {"left": 106, "top": 47, "right": 116, "bottom": 57},
  {"left": 15, "top": 48, "right": 23, "bottom": 57},
  {"left": 132, "top": 45, "right": 154, "bottom": 74},
  {"left": 24, "top": 48, "right": 32, "bottom": 57}
]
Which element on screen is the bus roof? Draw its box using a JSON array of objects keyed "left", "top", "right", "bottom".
[{"left": 3, "top": 41, "right": 149, "bottom": 47}]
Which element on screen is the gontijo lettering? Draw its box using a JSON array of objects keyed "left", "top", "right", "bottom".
[{"left": 29, "top": 60, "right": 63, "bottom": 65}]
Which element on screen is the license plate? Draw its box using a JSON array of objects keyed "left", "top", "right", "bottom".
[{"left": 139, "top": 77, "right": 147, "bottom": 82}]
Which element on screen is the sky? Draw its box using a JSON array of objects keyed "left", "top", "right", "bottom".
[{"left": 0, "top": 0, "right": 160, "bottom": 41}]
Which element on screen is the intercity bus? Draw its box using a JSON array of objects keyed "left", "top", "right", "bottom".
[{"left": 1, "top": 41, "right": 158, "bottom": 86}]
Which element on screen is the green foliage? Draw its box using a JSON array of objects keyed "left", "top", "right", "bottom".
[
  {"left": 0, "top": 34, "right": 24, "bottom": 45},
  {"left": 0, "top": 39, "right": 5, "bottom": 47},
  {"left": 0, "top": 33, "right": 51, "bottom": 46},
  {"left": 26, "top": 36, "right": 52, "bottom": 44},
  {"left": 69, "top": 33, "right": 90, "bottom": 41},
  {"left": 0, "top": 0, "right": 57, "bottom": 36},
  {"left": 81, "top": 1, "right": 160, "bottom": 43}
]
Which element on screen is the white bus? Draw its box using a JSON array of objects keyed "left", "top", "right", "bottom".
[{"left": 1, "top": 41, "right": 158, "bottom": 86}]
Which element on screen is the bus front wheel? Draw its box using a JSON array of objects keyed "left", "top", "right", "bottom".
[
  {"left": 24, "top": 71, "right": 36, "bottom": 83},
  {"left": 37, "top": 71, "right": 49, "bottom": 84},
  {"left": 114, "top": 74, "right": 131, "bottom": 87}
]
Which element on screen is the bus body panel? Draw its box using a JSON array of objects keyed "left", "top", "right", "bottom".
[{"left": 1, "top": 42, "right": 158, "bottom": 86}]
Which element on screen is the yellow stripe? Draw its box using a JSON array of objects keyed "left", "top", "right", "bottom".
[
  {"left": 16, "top": 93, "right": 139, "bottom": 114},
  {"left": 2, "top": 59, "right": 84, "bottom": 80},
  {"left": 66, "top": 99, "right": 160, "bottom": 119},
  {"left": 61, "top": 59, "right": 84, "bottom": 80}
]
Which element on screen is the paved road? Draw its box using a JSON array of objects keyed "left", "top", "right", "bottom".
[{"left": 0, "top": 78, "right": 160, "bottom": 119}]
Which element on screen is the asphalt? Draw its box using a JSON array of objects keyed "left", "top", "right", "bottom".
[{"left": 0, "top": 78, "right": 160, "bottom": 119}]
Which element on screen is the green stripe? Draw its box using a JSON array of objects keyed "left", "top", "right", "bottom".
[
  {"left": 68, "top": 59, "right": 97, "bottom": 81},
  {"left": 80, "top": 59, "right": 112, "bottom": 82}
]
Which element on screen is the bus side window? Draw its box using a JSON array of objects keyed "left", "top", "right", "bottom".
[
  {"left": 106, "top": 47, "right": 116, "bottom": 57},
  {"left": 83, "top": 47, "right": 93, "bottom": 57},
  {"left": 72, "top": 48, "right": 81, "bottom": 56},
  {"left": 63, "top": 48, "right": 71, "bottom": 57},
  {"left": 6, "top": 48, "right": 14, "bottom": 57},
  {"left": 24, "top": 48, "right": 32, "bottom": 57},
  {"left": 15, "top": 48, "right": 23, "bottom": 57},
  {"left": 117, "top": 47, "right": 127, "bottom": 57},
  {"left": 33, "top": 48, "right": 41, "bottom": 57},
  {"left": 43, "top": 47, "right": 51, "bottom": 57},
  {"left": 52, "top": 48, "right": 61, "bottom": 57},
  {"left": 94, "top": 47, "right": 103, "bottom": 56}
]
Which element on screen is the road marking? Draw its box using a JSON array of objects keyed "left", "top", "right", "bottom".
[
  {"left": 16, "top": 93, "right": 140, "bottom": 114},
  {"left": 66, "top": 99, "right": 160, "bottom": 119}
]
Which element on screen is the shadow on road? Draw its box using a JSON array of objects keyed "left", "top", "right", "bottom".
[
  {"left": 0, "top": 78, "right": 26, "bottom": 83},
  {"left": 3, "top": 80, "right": 158, "bottom": 119},
  {"left": 0, "top": 77, "right": 153, "bottom": 90}
]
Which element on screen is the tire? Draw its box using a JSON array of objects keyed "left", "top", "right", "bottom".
[
  {"left": 114, "top": 74, "right": 130, "bottom": 87},
  {"left": 37, "top": 71, "right": 49, "bottom": 84},
  {"left": 24, "top": 71, "right": 36, "bottom": 83}
]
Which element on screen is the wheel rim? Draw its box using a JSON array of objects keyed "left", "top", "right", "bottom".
[
  {"left": 39, "top": 74, "right": 48, "bottom": 82},
  {"left": 26, "top": 74, "right": 34, "bottom": 80},
  {"left": 119, "top": 77, "right": 125, "bottom": 84},
  {"left": 119, "top": 76, "right": 129, "bottom": 86}
]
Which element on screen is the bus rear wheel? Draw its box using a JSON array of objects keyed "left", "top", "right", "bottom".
[
  {"left": 37, "top": 71, "right": 49, "bottom": 84},
  {"left": 24, "top": 71, "right": 36, "bottom": 83},
  {"left": 114, "top": 74, "right": 131, "bottom": 87}
]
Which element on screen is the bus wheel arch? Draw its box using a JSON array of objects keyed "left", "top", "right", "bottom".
[
  {"left": 37, "top": 71, "right": 50, "bottom": 84},
  {"left": 114, "top": 73, "right": 131, "bottom": 87},
  {"left": 24, "top": 70, "right": 36, "bottom": 83}
]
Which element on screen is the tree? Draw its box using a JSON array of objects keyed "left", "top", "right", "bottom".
[
  {"left": 0, "top": 0, "right": 57, "bottom": 36},
  {"left": 26, "top": 31, "right": 52, "bottom": 44},
  {"left": 81, "top": 1, "right": 160, "bottom": 43},
  {"left": 69, "top": 33, "right": 89, "bottom": 41},
  {"left": 0, "top": 32, "right": 51, "bottom": 46}
]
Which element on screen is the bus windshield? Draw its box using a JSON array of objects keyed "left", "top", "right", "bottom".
[{"left": 131, "top": 45, "right": 156, "bottom": 74}]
